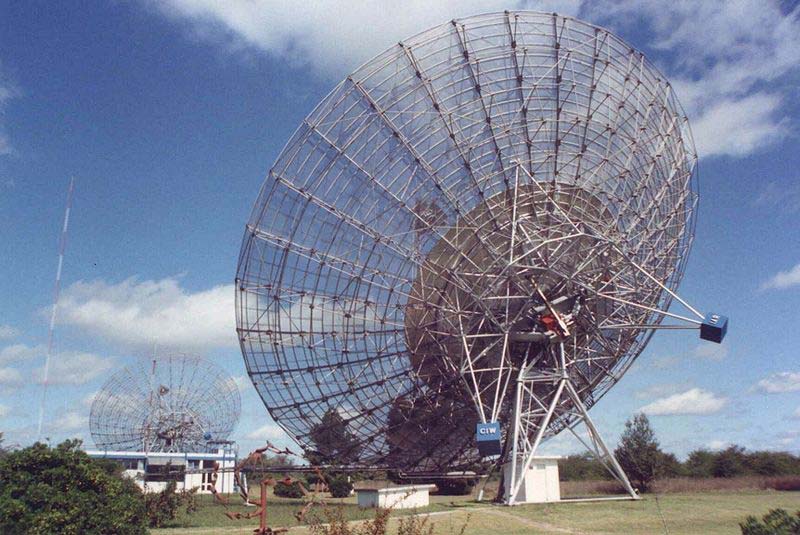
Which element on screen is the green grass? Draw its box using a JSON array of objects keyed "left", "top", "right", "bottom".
[{"left": 152, "top": 490, "right": 800, "bottom": 534}]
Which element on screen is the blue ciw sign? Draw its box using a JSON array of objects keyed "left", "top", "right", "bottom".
[{"left": 476, "top": 422, "right": 502, "bottom": 456}]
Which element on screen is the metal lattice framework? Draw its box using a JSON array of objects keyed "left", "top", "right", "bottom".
[
  {"left": 236, "top": 11, "right": 701, "bottom": 476},
  {"left": 90, "top": 354, "right": 241, "bottom": 453}
]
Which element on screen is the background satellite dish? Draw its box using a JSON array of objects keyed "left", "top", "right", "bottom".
[
  {"left": 235, "top": 10, "right": 725, "bottom": 502},
  {"left": 90, "top": 354, "right": 241, "bottom": 453}
]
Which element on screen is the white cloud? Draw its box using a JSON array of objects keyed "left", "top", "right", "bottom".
[
  {"left": 34, "top": 351, "right": 115, "bottom": 385},
  {"left": 232, "top": 375, "right": 253, "bottom": 393},
  {"left": 244, "top": 422, "right": 288, "bottom": 441},
  {"left": 634, "top": 383, "right": 682, "bottom": 400},
  {"left": 693, "top": 342, "right": 729, "bottom": 362},
  {"left": 586, "top": 1, "right": 800, "bottom": 158},
  {"left": 761, "top": 263, "right": 800, "bottom": 291},
  {"left": 58, "top": 277, "right": 236, "bottom": 349},
  {"left": 754, "top": 371, "right": 800, "bottom": 394},
  {"left": 0, "top": 404, "right": 9, "bottom": 418},
  {"left": 0, "top": 325, "right": 18, "bottom": 340},
  {"left": 0, "top": 67, "right": 17, "bottom": 156},
  {"left": 0, "top": 367, "right": 22, "bottom": 385},
  {"left": 793, "top": 407, "right": 800, "bottom": 420},
  {"left": 55, "top": 411, "right": 88, "bottom": 432},
  {"left": 707, "top": 439, "right": 729, "bottom": 451},
  {"left": 640, "top": 388, "right": 728, "bottom": 415},
  {"left": 82, "top": 391, "right": 99, "bottom": 407},
  {"left": 0, "top": 343, "right": 43, "bottom": 365},
  {"left": 144, "top": 0, "right": 581, "bottom": 76},
  {"left": 690, "top": 94, "right": 787, "bottom": 158},
  {"left": 145, "top": 2, "right": 800, "bottom": 159}
]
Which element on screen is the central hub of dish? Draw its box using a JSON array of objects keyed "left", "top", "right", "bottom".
[{"left": 405, "top": 184, "right": 618, "bottom": 400}]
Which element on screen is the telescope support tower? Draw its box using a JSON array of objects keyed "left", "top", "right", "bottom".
[{"left": 506, "top": 341, "right": 639, "bottom": 505}]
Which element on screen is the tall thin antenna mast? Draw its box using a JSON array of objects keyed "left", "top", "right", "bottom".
[{"left": 37, "top": 176, "right": 75, "bottom": 441}]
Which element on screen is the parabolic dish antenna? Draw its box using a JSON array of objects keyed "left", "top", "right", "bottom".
[
  {"left": 235, "top": 11, "right": 726, "bottom": 503},
  {"left": 90, "top": 354, "right": 241, "bottom": 453}
]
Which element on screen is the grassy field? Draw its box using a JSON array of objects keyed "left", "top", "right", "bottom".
[{"left": 151, "top": 489, "right": 800, "bottom": 534}]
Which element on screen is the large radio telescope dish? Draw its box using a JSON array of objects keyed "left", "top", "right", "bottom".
[
  {"left": 236, "top": 11, "right": 707, "bottom": 475},
  {"left": 90, "top": 354, "right": 241, "bottom": 453}
]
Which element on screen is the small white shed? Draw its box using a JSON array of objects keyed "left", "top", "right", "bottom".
[
  {"left": 354, "top": 484, "right": 436, "bottom": 509},
  {"left": 503, "top": 456, "right": 561, "bottom": 504}
]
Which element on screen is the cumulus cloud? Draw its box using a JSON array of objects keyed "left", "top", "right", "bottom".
[
  {"left": 58, "top": 277, "right": 236, "bottom": 349},
  {"left": 0, "top": 65, "right": 18, "bottom": 156},
  {"left": 693, "top": 342, "right": 729, "bottom": 362},
  {"left": 233, "top": 375, "right": 253, "bottom": 393},
  {"left": 244, "top": 422, "right": 288, "bottom": 441},
  {"left": 586, "top": 1, "right": 800, "bottom": 158},
  {"left": 147, "top": 1, "right": 581, "bottom": 76},
  {"left": 707, "top": 439, "right": 729, "bottom": 451},
  {"left": 0, "top": 344, "right": 113, "bottom": 386},
  {"left": 640, "top": 388, "right": 728, "bottom": 415},
  {"left": 634, "top": 383, "right": 682, "bottom": 400},
  {"left": 754, "top": 371, "right": 800, "bottom": 394},
  {"left": 144, "top": 1, "right": 800, "bottom": 159},
  {"left": 0, "top": 343, "right": 42, "bottom": 365},
  {"left": 0, "top": 325, "right": 19, "bottom": 341},
  {"left": 0, "top": 367, "right": 22, "bottom": 385},
  {"left": 82, "top": 391, "right": 99, "bottom": 407},
  {"left": 690, "top": 94, "right": 788, "bottom": 157},
  {"left": 55, "top": 411, "right": 88, "bottom": 432},
  {"left": 33, "top": 351, "right": 115, "bottom": 385},
  {"left": 761, "top": 263, "right": 800, "bottom": 291}
]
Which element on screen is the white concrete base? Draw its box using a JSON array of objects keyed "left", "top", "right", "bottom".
[
  {"left": 503, "top": 456, "right": 561, "bottom": 504},
  {"left": 355, "top": 485, "right": 436, "bottom": 509}
]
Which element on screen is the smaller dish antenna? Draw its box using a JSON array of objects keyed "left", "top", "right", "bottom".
[{"left": 89, "top": 354, "right": 241, "bottom": 453}]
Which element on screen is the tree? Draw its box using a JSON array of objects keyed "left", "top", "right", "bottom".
[
  {"left": 614, "top": 413, "right": 662, "bottom": 492},
  {"left": 686, "top": 449, "right": 715, "bottom": 478},
  {"left": 306, "top": 408, "right": 362, "bottom": 466},
  {"left": 0, "top": 439, "right": 147, "bottom": 534},
  {"left": 713, "top": 445, "right": 746, "bottom": 478}
]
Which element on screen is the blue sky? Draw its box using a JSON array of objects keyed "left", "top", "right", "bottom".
[{"left": 0, "top": 1, "right": 798, "bottom": 458}]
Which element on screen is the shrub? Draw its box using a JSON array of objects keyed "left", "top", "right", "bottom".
[
  {"left": 0, "top": 440, "right": 147, "bottom": 534},
  {"left": 274, "top": 479, "right": 306, "bottom": 498},
  {"left": 766, "top": 476, "right": 800, "bottom": 492},
  {"left": 740, "top": 508, "right": 800, "bottom": 534},
  {"left": 328, "top": 476, "right": 354, "bottom": 498},
  {"left": 143, "top": 481, "right": 198, "bottom": 527}
]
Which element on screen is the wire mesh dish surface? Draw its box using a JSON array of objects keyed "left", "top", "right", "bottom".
[
  {"left": 236, "top": 11, "right": 697, "bottom": 471},
  {"left": 90, "top": 354, "right": 241, "bottom": 453}
]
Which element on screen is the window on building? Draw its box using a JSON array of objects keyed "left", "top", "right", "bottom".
[{"left": 145, "top": 460, "right": 186, "bottom": 482}]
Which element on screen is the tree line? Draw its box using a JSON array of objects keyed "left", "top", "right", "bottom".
[{"left": 562, "top": 413, "right": 800, "bottom": 491}]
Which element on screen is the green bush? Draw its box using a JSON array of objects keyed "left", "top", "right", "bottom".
[
  {"left": 0, "top": 440, "right": 147, "bottom": 534},
  {"left": 740, "top": 508, "right": 800, "bottom": 534},
  {"left": 328, "top": 476, "right": 353, "bottom": 498},
  {"left": 274, "top": 479, "right": 306, "bottom": 498},
  {"left": 143, "top": 480, "right": 198, "bottom": 527}
]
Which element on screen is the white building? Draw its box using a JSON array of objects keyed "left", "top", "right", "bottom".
[
  {"left": 86, "top": 449, "right": 238, "bottom": 494},
  {"left": 503, "top": 456, "right": 561, "bottom": 504}
]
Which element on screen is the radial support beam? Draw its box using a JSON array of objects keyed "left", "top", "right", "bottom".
[{"left": 505, "top": 342, "right": 639, "bottom": 506}]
